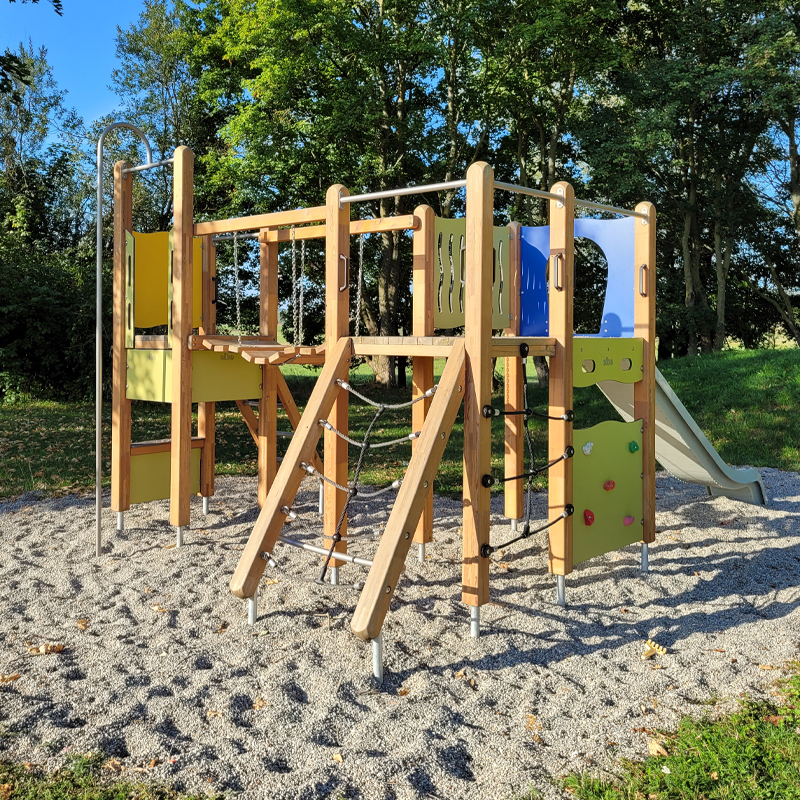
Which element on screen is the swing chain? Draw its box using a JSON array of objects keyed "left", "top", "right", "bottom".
[
  {"left": 291, "top": 225, "right": 298, "bottom": 346},
  {"left": 355, "top": 233, "right": 364, "bottom": 336},
  {"left": 299, "top": 238, "right": 305, "bottom": 346},
  {"left": 234, "top": 232, "right": 242, "bottom": 346}
]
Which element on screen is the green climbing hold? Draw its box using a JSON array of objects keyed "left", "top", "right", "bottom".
[{"left": 628, "top": 441, "right": 640, "bottom": 453}]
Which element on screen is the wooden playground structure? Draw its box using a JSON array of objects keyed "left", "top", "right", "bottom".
[{"left": 105, "top": 146, "right": 656, "bottom": 679}]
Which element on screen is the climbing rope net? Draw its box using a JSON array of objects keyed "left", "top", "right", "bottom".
[{"left": 478, "top": 346, "right": 575, "bottom": 558}]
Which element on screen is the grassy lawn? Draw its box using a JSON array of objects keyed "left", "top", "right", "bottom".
[
  {"left": 561, "top": 663, "right": 800, "bottom": 800},
  {"left": 0, "top": 348, "right": 798, "bottom": 501}
]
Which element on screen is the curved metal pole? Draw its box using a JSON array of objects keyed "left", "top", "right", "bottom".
[{"left": 95, "top": 122, "right": 152, "bottom": 557}]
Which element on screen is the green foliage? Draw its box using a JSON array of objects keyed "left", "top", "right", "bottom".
[{"left": 563, "top": 664, "right": 800, "bottom": 800}]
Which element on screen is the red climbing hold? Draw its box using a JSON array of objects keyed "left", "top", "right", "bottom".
[
  {"left": 603, "top": 480, "right": 616, "bottom": 491},
  {"left": 584, "top": 509, "right": 595, "bottom": 526},
  {"left": 623, "top": 516, "right": 635, "bottom": 526}
]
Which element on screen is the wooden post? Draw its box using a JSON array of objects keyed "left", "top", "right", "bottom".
[
  {"left": 198, "top": 234, "right": 216, "bottom": 500},
  {"left": 504, "top": 221, "right": 523, "bottom": 522},
  {"left": 111, "top": 161, "right": 133, "bottom": 513},
  {"left": 169, "top": 146, "right": 194, "bottom": 529},
  {"left": 324, "top": 184, "right": 350, "bottom": 565},
  {"left": 412, "top": 204, "right": 435, "bottom": 548},
  {"left": 547, "top": 182, "right": 575, "bottom": 576},
  {"left": 634, "top": 202, "right": 656, "bottom": 545},
  {"left": 259, "top": 237, "right": 279, "bottom": 507},
  {"left": 462, "top": 162, "right": 494, "bottom": 607}
]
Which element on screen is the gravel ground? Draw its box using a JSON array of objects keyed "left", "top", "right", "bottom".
[{"left": 1, "top": 468, "right": 799, "bottom": 799}]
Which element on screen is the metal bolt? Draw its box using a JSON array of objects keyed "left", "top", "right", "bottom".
[
  {"left": 404, "top": 532, "right": 410, "bottom": 539},
  {"left": 458, "top": 385, "right": 463, "bottom": 393},
  {"left": 385, "top": 586, "right": 391, "bottom": 594},
  {"left": 423, "top": 481, "right": 428, "bottom": 488},
  {"left": 440, "top": 432, "right": 445, "bottom": 440}
]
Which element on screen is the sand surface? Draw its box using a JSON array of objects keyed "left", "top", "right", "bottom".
[{"left": 1, "top": 468, "right": 799, "bottom": 799}]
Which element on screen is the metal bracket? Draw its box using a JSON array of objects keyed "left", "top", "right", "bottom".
[{"left": 556, "top": 186, "right": 564, "bottom": 209}]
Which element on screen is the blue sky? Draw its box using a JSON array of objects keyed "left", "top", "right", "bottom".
[{"left": 1, "top": 0, "right": 146, "bottom": 124}]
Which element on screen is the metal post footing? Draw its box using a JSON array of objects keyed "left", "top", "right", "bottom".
[
  {"left": 117, "top": 512, "right": 124, "bottom": 532},
  {"left": 641, "top": 542, "right": 649, "bottom": 573},
  {"left": 318, "top": 481, "right": 324, "bottom": 514},
  {"left": 372, "top": 634, "right": 383, "bottom": 683},
  {"left": 202, "top": 497, "right": 209, "bottom": 516},
  {"left": 556, "top": 574, "right": 566, "bottom": 607},
  {"left": 248, "top": 589, "right": 258, "bottom": 626},
  {"left": 510, "top": 518, "right": 518, "bottom": 533},
  {"left": 176, "top": 526, "right": 184, "bottom": 548},
  {"left": 418, "top": 543, "right": 426, "bottom": 563},
  {"left": 470, "top": 605, "right": 480, "bottom": 638},
  {"left": 330, "top": 567, "right": 339, "bottom": 586}
]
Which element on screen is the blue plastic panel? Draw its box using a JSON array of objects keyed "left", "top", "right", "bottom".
[{"left": 519, "top": 216, "right": 636, "bottom": 338}]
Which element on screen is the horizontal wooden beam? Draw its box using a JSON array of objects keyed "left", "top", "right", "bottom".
[
  {"left": 194, "top": 206, "right": 326, "bottom": 236},
  {"left": 134, "top": 335, "right": 169, "bottom": 350},
  {"left": 491, "top": 336, "right": 556, "bottom": 358},
  {"left": 261, "top": 215, "right": 420, "bottom": 243},
  {"left": 131, "top": 437, "right": 204, "bottom": 456},
  {"left": 191, "top": 335, "right": 279, "bottom": 352},
  {"left": 350, "top": 335, "right": 556, "bottom": 359}
]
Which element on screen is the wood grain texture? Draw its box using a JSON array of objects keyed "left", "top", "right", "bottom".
[
  {"left": 259, "top": 240, "right": 279, "bottom": 507},
  {"left": 276, "top": 371, "right": 324, "bottom": 474},
  {"left": 111, "top": 161, "right": 133, "bottom": 512},
  {"left": 194, "top": 206, "right": 326, "bottom": 236},
  {"left": 351, "top": 339, "right": 466, "bottom": 640},
  {"left": 412, "top": 205, "right": 435, "bottom": 546},
  {"left": 324, "top": 184, "right": 350, "bottom": 566},
  {"left": 169, "top": 146, "right": 194, "bottom": 528},
  {"left": 230, "top": 337, "right": 353, "bottom": 599},
  {"left": 262, "top": 215, "right": 419, "bottom": 243},
  {"left": 199, "top": 235, "right": 216, "bottom": 499},
  {"left": 546, "top": 182, "right": 575, "bottom": 576},
  {"left": 634, "top": 202, "right": 657, "bottom": 544},
  {"left": 504, "top": 221, "right": 524, "bottom": 521},
  {"left": 462, "top": 162, "right": 494, "bottom": 607}
]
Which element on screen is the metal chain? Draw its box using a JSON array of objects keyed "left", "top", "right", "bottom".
[
  {"left": 355, "top": 233, "right": 364, "bottom": 336},
  {"left": 291, "top": 225, "right": 298, "bottom": 346},
  {"left": 299, "top": 238, "right": 305, "bottom": 345},
  {"left": 234, "top": 232, "right": 242, "bottom": 346}
]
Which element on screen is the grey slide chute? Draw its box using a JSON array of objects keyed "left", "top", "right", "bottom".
[{"left": 597, "top": 368, "right": 767, "bottom": 506}]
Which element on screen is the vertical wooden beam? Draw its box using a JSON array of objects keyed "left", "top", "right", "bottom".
[
  {"left": 198, "top": 235, "right": 216, "bottom": 499},
  {"left": 169, "top": 146, "right": 194, "bottom": 528},
  {"left": 504, "top": 221, "right": 523, "bottom": 521},
  {"left": 111, "top": 161, "right": 133, "bottom": 513},
  {"left": 324, "top": 184, "right": 350, "bottom": 565},
  {"left": 462, "top": 162, "right": 494, "bottom": 607},
  {"left": 258, "top": 237, "right": 279, "bottom": 507},
  {"left": 634, "top": 202, "right": 657, "bottom": 544},
  {"left": 412, "top": 204, "right": 435, "bottom": 547},
  {"left": 547, "top": 182, "right": 575, "bottom": 576}
]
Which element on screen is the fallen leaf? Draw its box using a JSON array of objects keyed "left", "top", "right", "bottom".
[
  {"left": 765, "top": 715, "right": 784, "bottom": 726},
  {"left": 693, "top": 571, "right": 699, "bottom": 576},
  {"left": 648, "top": 739, "right": 668, "bottom": 757},
  {"left": 28, "top": 644, "right": 64, "bottom": 655},
  {"left": 253, "top": 697, "right": 267, "bottom": 710},
  {"left": 454, "top": 670, "right": 465, "bottom": 679},
  {"left": 217, "top": 622, "right": 229, "bottom": 634},
  {"left": 206, "top": 709, "right": 220, "bottom": 718},
  {"left": 0, "top": 784, "right": 12, "bottom": 800},
  {"left": 263, "top": 577, "right": 279, "bottom": 585},
  {"left": 711, "top": 771, "right": 719, "bottom": 780},
  {"left": 526, "top": 714, "right": 542, "bottom": 732},
  {"left": 103, "top": 758, "right": 123, "bottom": 773},
  {"left": 149, "top": 758, "right": 160, "bottom": 768},
  {"left": 144, "top": 588, "right": 153, "bottom": 593},
  {"left": 22, "top": 763, "right": 34, "bottom": 771},
  {"left": 332, "top": 753, "right": 343, "bottom": 764},
  {"left": 758, "top": 664, "right": 776, "bottom": 670},
  {"left": 163, "top": 544, "right": 176, "bottom": 550},
  {"left": 151, "top": 605, "right": 167, "bottom": 613},
  {"left": 621, "top": 608, "right": 630, "bottom": 614},
  {"left": 640, "top": 705, "right": 648, "bottom": 714},
  {"left": 0, "top": 674, "right": 21, "bottom": 683},
  {"left": 77, "top": 619, "right": 89, "bottom": 631},
  {"left": 397, "top": 688, "right": 409, "bottom": 697},
  {"left": 469, "top": 678, "right": 477, "bottom": 690}
]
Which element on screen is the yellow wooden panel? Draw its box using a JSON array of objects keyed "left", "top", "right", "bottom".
[
  {"left": 433, "top": 218, "right": 510, "bottom": 329},
  {"left": 130, "top": 447, "right": 200, "bottom": 504},
  {"left": 126, "top": 349, "right": 262, "bottom": 403},
  {"left": 572, "top": 420, "right": 643, "bottom": 565},
  {"left": 132, "top": 232, "right": 202, "bottom": 329},
  {"left": 573, "top": 337, "right": 643, "bottom": 388}
]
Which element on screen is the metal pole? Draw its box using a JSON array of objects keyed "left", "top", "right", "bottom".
[
  {"left": 574, "top": 198, "right": 649, "bottom": 220},
  {"left": 273, "top": 536, "right": 374, "bottom": 568},
  {"left": 121, "top": 157, "right": 174, "bottom": 175},
  {"left": 556, "top": 575, "right": 566, "bottom": 607},
  {"left": 641, "top": 542, "right": 649, "bottom": 572},
  {"left": 117, "top": 512, "right": 124, "bottom": 532},
  {"left": 418, "top": 543, "right": 425, "bottom": 562},
  {"left": 470, "top": 605, "right": 480, "bottom": 638},
  {"left": 318, "top": 480, "right": 324, "bottom": 514},
  {"left": 248, "top": 588, "right": 258, "bottom": 625},
  {"left": 96, "top": 122, "right": 153, "bottom": 558},
  {"left": 176, "top": 526, "right": 184, "bottom": 548},
  {"left": 341, "top": 179, "right": 467, "bottom": 205},
  {"left": 494, "top": 180, "right": 562, "bottom": 202},
  {"left": 510, "top": 518, "right": 518, "bottom": 533},
  {"left": 202, "top": 496, "right": 209, "bottom": 516},
  {"left": 372, "top": 634, "right": 383, "bottom": 682},
  {"left": 330, "top": 567, "right": 339, "bottom": 585}
]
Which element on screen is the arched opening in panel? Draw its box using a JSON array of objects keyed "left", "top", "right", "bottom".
[{"left": 574, "top": 237, "right": 609, "bottom": 335}]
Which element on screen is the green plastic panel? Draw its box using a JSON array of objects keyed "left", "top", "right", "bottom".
[
  {"left": 126, "top": 350, "right": 262, "bottom": 403},
  {"left": 432, "top": 218, "right": 511, "bottom": 329},
  {"left": 130, "top": 447, "right": 201, "bottom": 504},
  {"left": 573, "top": 337, "right": 643, "bottom": 388},
  {"left": 572, "top": 419, "right": 643, "bottom": 565}
]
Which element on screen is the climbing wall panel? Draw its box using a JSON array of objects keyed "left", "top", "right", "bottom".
[
  {"left": 573, "top": 338, "right": 643, "bottom": 388},
  {"left": 571, "top": 419, "right": 643, "bottom": 565}
]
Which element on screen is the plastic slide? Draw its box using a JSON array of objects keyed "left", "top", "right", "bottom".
[{"left": 597, "top": 368, "right": 767, "bottom": 506}]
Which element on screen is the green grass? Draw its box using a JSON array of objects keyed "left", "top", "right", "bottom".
[
  {"left": 0, "top": 753, "right": 218, "bottom": 799},
  {"left": 562, "top": 663, "right": 800, "bottom": 800},
  {"left": 0, "top": 348, "right": 797, "bottom": 501}
]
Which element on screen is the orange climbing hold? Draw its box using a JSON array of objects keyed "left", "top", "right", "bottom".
[
  {"left": 623, "top": 516, "right": 635, "bottom": 526},
  {"left": 603, "top": 480, "right": 615, "bottom": 491},
  {"left": 584, "top": 509, "right": 595, "bottom": 526}
]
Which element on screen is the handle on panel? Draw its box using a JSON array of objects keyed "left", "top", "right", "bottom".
[
  {"left": 339, "top": 254, "right": 349, "bottom": 292},
  {"left": 639, "top": 263, "right": 647, "bottom": 297},
  {"left": 211, "top": 275, "right": 218, "bottom": 305},
  {"left": 552, "top": 252, "right": 563, "bottom": 292}
]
